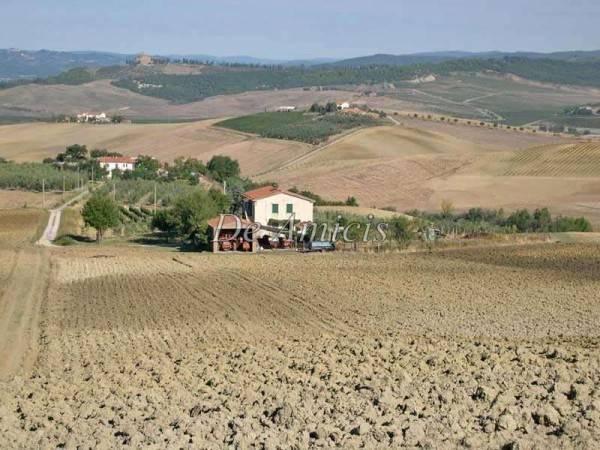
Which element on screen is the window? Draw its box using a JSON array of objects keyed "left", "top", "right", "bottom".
[
  {"left": 272, "top": 204, "right": 279, "bottom": 214},
  {"left": 286, "top": 203, "right": 293, "bottom": 214}
]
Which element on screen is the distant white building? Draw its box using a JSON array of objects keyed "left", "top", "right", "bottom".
[
  {"left": 277, "top": 106, "right": 297, "bottom": 112},
  {"left": 76, "top": 112, "right": 111, "bottom": 124},
  {"left": 337, "top": 102, "right": 350, "bottom": 111},
  {"left": 98, "top": 156, "right": 137, "bottom": 178}
]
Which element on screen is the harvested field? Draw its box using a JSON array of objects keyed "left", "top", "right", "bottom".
[
  {"left": 0, "top": 189, "right": 65, "bottom": 209},
  {"left": 502, "top": 142, "right": 600, "bottom": 177},
  {"left": 0, "top": 244, "right": 599, "bottom": 448},
  {"left": 0, "top": 120, "right": 311, "bottom": 176},
  {"left": 0, "top": 209, "right": 47, "bottom": 248}
]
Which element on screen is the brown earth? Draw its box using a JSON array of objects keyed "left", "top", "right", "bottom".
[{"left": 0, "top": 243, "right": 599, "bottom": 448}]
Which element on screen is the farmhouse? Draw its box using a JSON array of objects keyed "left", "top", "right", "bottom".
[
  {"left": 76, "top": 112, "right": 111, "bottom": 123},
  {"left": 207, "top": 186, "right": 315, "bottom": 253},
  {"left": 277, "top": 106, "right": 297, "bottom": 112},
  {"left": 337, "top": 102, "right": 350, "bottom": 111},
  {"left": 98, "top": 156, "right": 137, "bottom": 178},
  {"left": 242, "top": 185, "right": 314, "bottom": 226}
]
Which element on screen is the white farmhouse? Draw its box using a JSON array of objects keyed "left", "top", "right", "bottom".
[
  {"left": 337, "top": 102, "right": 350, "bottom": 111},
  {"left": 242, "top": 185, "right": 314, "bottom": 226},
  {"left": 98, "top": 156, "right": 137, "bottom": 178}
]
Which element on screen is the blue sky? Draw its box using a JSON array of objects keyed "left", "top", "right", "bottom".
[{"left": 1, "top": 0, "right": 598, "bottom": 58}]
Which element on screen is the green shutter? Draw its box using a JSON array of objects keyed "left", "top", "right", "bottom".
[
  {"left": 272, "top": 204, "right": 279, "bottom": 214},
  {"left": 286, "top": 203, "right": 293, "bottom": 214}
]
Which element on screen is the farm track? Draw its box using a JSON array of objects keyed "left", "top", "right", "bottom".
[{"left": 0, "top": 247, "right": 49, "bottom": 380}]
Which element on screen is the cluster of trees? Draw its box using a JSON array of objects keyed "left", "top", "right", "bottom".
[
  {"left": 309, "top": 102, "right": 339, "bottom": 114},
  {"left": 82, "top": 186, "right": 230, "bottom": 245},
  {"left": 408, "top": 206, "right": 592, "bottom": 234},
  {"left": 313, "top": 210, "right": 415, "bottom": 247},
  {"left": 0, "top": 160, "right": 83, "bottom": 191},
  {"left": 42, "top": 144, "right": 110, "bottom": 179}
]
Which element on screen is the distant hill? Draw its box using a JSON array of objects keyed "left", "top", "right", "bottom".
[
  {"left": 0, "top": 49, "right": 128, "bottom": 80},
  {"left": 328, "top": 50, "right": 600, "bottom": 67},
  {"left": 0, "top": 49, "right": 338, "bottom": 80}
]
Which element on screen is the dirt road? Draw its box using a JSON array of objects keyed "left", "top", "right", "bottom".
[
  {"left": 37, "top": 189, "right": 88, "bottom": 246},
  {"left": 0, "top": 248, "right": 49, "bottom": 381}
]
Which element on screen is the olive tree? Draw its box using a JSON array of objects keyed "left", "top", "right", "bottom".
[{"left": 81, "top": 194, "right": 120, "bottom": 243}]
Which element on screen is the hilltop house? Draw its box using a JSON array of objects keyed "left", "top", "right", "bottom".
[{"left": 98, "top": 156, "right": 137, "bottom": 178}]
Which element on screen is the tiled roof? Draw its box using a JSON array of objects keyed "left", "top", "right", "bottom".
[
  {"left": 98, "top": 156, "right": 137, "bottom": 164},
  {"left": 242, "top": 186, "right": 315, "bottom": 203}
]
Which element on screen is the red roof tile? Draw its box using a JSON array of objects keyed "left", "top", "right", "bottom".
[
  {"left": 242, "top": 186, "right": 315, "bottom": 202},
  {"left": 98, "top": 156, "right": 137, "bottom": 164}
]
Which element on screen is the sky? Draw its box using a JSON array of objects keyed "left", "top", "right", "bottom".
[{"left": 1, "top": 0, "right": 599, "bottom": 59}]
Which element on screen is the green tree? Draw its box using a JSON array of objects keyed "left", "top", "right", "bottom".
[
  {"left": 167, "top": 157, "right": 207, "bottom": 183},
  {"left": 129, "top": 155, "right": 160, "bottom": 180},
  {"left": 388, "top": 216, "right": 415, "bottom": 247},
  {"left": 325, "top": 102, "right": 338, "bottom": 113},
  {"left": 151, "top": 209, "right": 180, "bottom": 242},
  {"left": 81, "top": 194, "right": 120, "bottom": 243},
  {"left": 345, "top": 196, "right": 359, "bottom": 207},
  {"left": 533, "top": 208, "right": 552, "bottom": 232},
  {"left": 172, "top": 190, "right": 230, "bottom": 246},
  {"left": 207, "top": 155, "right": 240, "bottom": 182},
  {"left": 507, "top": 209, "right": 533, "bottom": 232}
]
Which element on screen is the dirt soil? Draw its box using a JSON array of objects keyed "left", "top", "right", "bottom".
[{"left": 0, "top": 243, "right": 599, "bottom": 448}]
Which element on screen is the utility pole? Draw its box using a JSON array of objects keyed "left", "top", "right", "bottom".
[
  {"left": 42, "top": 179, "right": 45, "bottom": 208},
  {"left": 62, "top": 174, "right": 66, "bottom": 200},
  {"left": 153, "top": 182, "right": 157, "bottom": 213}
]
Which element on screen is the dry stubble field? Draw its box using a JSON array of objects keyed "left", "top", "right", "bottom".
[{"left": 0, "top": 241, "right": 599, "bottom": 448}]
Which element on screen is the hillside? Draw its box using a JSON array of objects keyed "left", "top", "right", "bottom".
[
  {"left": 257, "top": 123, "right": 600, "bottom": 225},
  {"left": 109, "top": 57, "right": 600, "bottom": 104},
  {"left": 0, "top": 120, "right": 312, "bottom": 176},
  {"left": 0, "top": 49, "right": 127, "bottom": 80}
]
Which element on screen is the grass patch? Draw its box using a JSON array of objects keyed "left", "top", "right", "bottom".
[{"left": 216, "top": 111, "right": 382, "bottom": 144}]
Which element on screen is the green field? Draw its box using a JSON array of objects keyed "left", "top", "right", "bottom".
[{"left": 216, "top": 111, "right": 382, "bottom": 144}]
